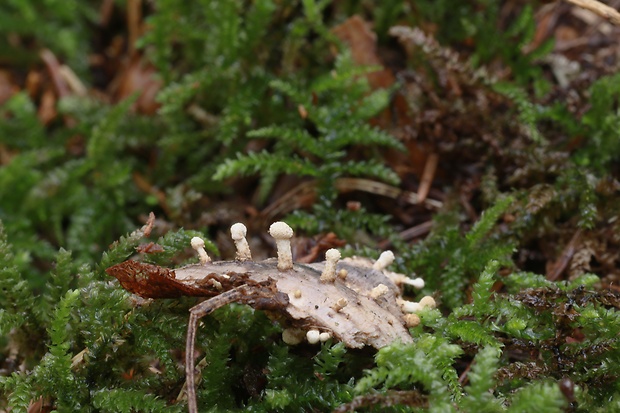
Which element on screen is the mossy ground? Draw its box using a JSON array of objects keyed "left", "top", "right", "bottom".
[{"left": 1, "top": 1, "right": 620, "bottom": 411}]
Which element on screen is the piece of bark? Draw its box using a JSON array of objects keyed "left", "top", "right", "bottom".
[{"left": 106, "top": 257, "right": 414, "bottom": 349}]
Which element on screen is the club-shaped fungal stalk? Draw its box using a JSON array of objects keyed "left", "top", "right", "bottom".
[
  {"left": 387, "top": 273, "right": 425, "bottom": 289},
  {"left": 373, "top": 250, "right": 395, "bottom": 271},
  {"left": 407, "top": 277, "right": 425, "bottom": 289},
  {"left": 230, "top": 223, "right": 252, "bottom": 261},
  {"left": 307, "top": 329, "right": 321, "bottom": 344},
  {"left": 269, "top": 221, "right": 294, "bottom": 271},
  {"left": 332, "top": 297, "right": 348, "bottom": 312},
  {"left": 370, "top": 284, "right": 389, "bottom": 299},
  {"left": 190, "top": 237, "right": 211, "bottom": 265},
  {"left": 320, "top": 248, "right": 341, "bottom": 283},
  {"left": 399, "top": 299, "right": 423, "bottom": 313}
]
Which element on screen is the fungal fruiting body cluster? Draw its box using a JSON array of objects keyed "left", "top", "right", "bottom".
[
  {"left": 105, "top": 220, "right": 432, "bottom": 413},
  {"left": 181, "top": 221, "right": 429, "bottom": 348}
]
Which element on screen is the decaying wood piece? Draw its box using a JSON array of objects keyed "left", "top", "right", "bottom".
[
  {"left": 106, "top": 257, "right": 417, "bottom": 347},
  {"left": 105, "top": 221, "right": 427, "bottom": 413}
]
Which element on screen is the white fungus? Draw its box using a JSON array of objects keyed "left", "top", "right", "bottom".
[
  {"left": 269, "top": 221, "right": 294, "bottom": 271},
  {"left": 230, "top": 223, "right": 252, "bottom": 261},
  {"left": 319, "top": 332, "right": 332, "bottom": 342},
  {"left": 408, "top": 277, "right": 425, "bottom": 289},
  {"left": 332, "top": 297, "right": 348, "bottom": 312},
  {"left": 338, "top": 269, "right": 348, "bottom": 280},
  {"left": 190, "top": 236, "right": 211, "bottom": 265},
  {"left": 208, "top": 279, "right": 223, "bottom": 291},
  {"left": 306, "top": 329, "right": 321, "bottom": 344},
  {"left": 373, "top": 250, "right": 395, "bottom": 271},
  {"left": 419, "top": 296, "right": 437, "bottom": 309},
  {"left": 320, "top": 248, "right": 341, "bottom": 283},
  {"left": 399, "top": 299, "right": 423, "bottom": 313},
  {"left": 387, "top": 273, "right": 425, "bottom": 289},
  {"left": 293, "top": 289, "right": 302, "bottom": 299},
  {"left": 370, "top": 284, "right": 389, "bottom": 299}
]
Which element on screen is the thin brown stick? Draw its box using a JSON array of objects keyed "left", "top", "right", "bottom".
[
  {"left": 127, "top": 0, "right": 142, "bottom": 54},
  {"left": 565, "top": 0, "right": 620, "bottom": 25},
  {"left": 185, "top": 288, "right": 247, "bottom": 413},
  {"left": 417, "top": 153, "right": 438, "bottom": 203}
]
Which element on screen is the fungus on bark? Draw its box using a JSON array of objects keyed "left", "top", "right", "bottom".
[
  {"left": 373, "top": 250, "right": 394, "bottom": 271},
  {"left": 307, "top": 329, "right": 321, "bottom": 344},
  {"left": 331, "top": 297, "right": 348, "bottom": 312},
  {"left": 230, "top": 223, "right": 252, "bottom": 261},
  {"left": 320, "top": 248, "right": 341, "bottom": 283},
  {"left": 269, "top": 221, "right": 294, "bottom": 271},
  {"left": 370, "top": 283, "right": 389, "bottom": 299},
  {"left": 190, "top": 237, "right": 211, "bottom": 265}
]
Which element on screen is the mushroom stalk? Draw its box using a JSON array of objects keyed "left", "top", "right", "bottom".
[
  {"left": 230, "top": 223, "right": 252, "bottom": 261},
  {"left": 320, "top": 249, "right": 341, "bottom": 283},
  {"left": 269, "top": 221, "right": 294, "bottom": 271},
  {"left": 190, "top": 237, "right": 211, "bottom": 265},
  {"left": 373, "top": 250, "right": 395, "bottom": 271}
]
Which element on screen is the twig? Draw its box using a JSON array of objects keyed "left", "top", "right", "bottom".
[
  {"left": 565, "top": 0, "right": 620, "bottom": 25},
  {"left": 417, "top": 153, "right": 438, "bottom": 203}
]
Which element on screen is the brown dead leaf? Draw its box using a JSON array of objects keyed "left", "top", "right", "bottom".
[
  {"left": 111, "top": 54, "right": 162, "bottom": 115},
  {"left": 37, "top": 88, "right": 57, "bottom": 125}
]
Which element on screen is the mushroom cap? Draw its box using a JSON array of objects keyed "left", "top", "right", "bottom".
[
  {"left": 404, "top": 313, "right": 421, "bottom": 328},
  {"left": 407, "top": 277, "right": 425, "bottom": 289},
  {"left": 190, "top": 237, "right": 205, "bottom": 249},
  {"left": 306, "top": 329, "right": 320, "bottom": 344},
  {"left": 269, "top": 221, "right": 293, "bottom": 239},
  {"left": 319, "top": 332, "right": 332, "bottom": 342},
  {"left": 378, "top": 250, "right": 395, "bottom": 263},
  {"left": 325, "top": 248, "right": 341, "bottom": 261},
  {"left": 419, "top": 296, "right": 437, "bottom": 309},
  {"left": 230, "top": 223, "right": 247, "bottom": 240}
]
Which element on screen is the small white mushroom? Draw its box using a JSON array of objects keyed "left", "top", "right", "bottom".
[
  {"left": 293, "top": 289, "right": 302, "bottom": 299},
  {"left": 320, "top": 248, "right": 341, "bottom": 283},
  {"left": 338, "top": 269, "right": 348, "bottom": 279},
  {"left": 230, "top": 223, "right": 252, "bottom": 261},
  {"left": 408, "top": 277, "right": 425, "bottom": 289},
  {"left": 282, "top": 328, "right": 305, "bottom": 345},
  {"left": 319, "top": 332, "right": 332, "bottom": 342},
  {"left": 331, "top": 297, "right": 348, "bottom": 312},
  {"left": 419, "top": 296, "right": 437, "bottom": 309},
  {"left": 306, "top": 329, "right": 321, "bottom": 344},
  {"left": 190, "top": 236, "right": 211, "bottom": 265},
  {"left": 208, "top": 279, "right": 223, "bottom": 291},
  {"left": 370, "top": 284, "right": 389, "bottom": 299},
  {"left": 269, "top": 221, "right": 294, "bottom": 271},
  {"left": 373, "top": 250, "right": 395, "bottom": 271},
  {"left": 386, "top": 272, "right": 425, "bottom": 289}
]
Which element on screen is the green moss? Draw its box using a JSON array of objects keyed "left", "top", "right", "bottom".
[{"left": 1, "top": 0, "right": 620, "bottom": 411}]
